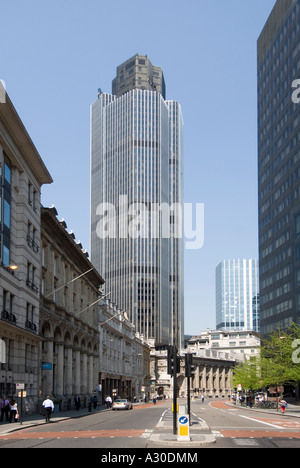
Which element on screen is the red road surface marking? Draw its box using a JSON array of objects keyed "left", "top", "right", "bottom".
[
  {"left": 210, "top": 401, "right": 235, "bottom": 410},
  {"left": 221, "top": 430, "right": 300, "bottom": 439},
  {"left": 0, "top": 429, "right": 145, "bottom": 440},
  {"left": 254, "top": 418, "right": 300, "bottom": 429}
]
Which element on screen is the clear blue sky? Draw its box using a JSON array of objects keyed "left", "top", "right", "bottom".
[{"left": 1, "top": 0, "right": 276, "bottom": 334}]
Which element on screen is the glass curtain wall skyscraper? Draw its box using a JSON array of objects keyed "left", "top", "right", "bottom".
[
  {"left": 216, "top": 259, "right": 260, "bottom": 332},
  {"left": 90, "top": 55, "right": 184, "bottom": 348},
  {"left": 258, "top": 0, "right": 300, "bottom": 335}
]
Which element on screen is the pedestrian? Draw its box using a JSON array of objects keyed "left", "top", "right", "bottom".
[
  {"left": 201, "top": 395, "right": 205, "bottom": 403},
  {"left": 0, "top": 396, "right": 10, "bottom": 423},
  {"left": 9, "top": 400, "right": 18, "bottom": 423},
  {"left": 280, "top": 399, "right": 287, "bottom": 414},
  {"left": 92, "top": 395, "right": 98, "bottom": 410},
  {"left": 42, "top": 396, "right": 54, "bottom": 423},
  {"left": 74, "top": 395, "right": 81, "bottom": 411},
  {"left": 105, "top": 396, "right": 112, "bottom": 409}
]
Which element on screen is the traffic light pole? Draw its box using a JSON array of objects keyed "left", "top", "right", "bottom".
[
  {"left": 173, "top": 363, "right": 177, "bottom": 435},
  {"left": 187, "top": 373, "right": 191, "bottom": 425},
  {"left": 185, "top": 353, "right": 194, "bottom": 426},
  {"left": 167, "top": 345, "right": 179, "bottom": 435}
]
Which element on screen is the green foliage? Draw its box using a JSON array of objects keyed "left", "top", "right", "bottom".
[
  {"left": 233, "top": 356, "right": 262, "bottom": 391},
  {"left": 260, "top": 324, "right": 300, "bottom": 387},
  {"left": 232, "top": 324, "right": 300, "bottom": 392}
]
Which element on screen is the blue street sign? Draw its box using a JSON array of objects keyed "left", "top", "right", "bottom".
[{"left": 179, "top": 416, "right": 188, "bottom": 425}]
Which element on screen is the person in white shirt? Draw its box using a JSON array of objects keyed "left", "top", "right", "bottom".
[{"left": 42, "top": 396, "right": 54, "bottom": 422}]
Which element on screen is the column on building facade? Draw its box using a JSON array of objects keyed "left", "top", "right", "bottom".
[
  {"left": 220, "top": 367, "right": 226, "bottom": 392},
  {"left": 214, "top": 366, "right": 220, "bottom": 392},
  {"left": 195, "top": 365, "right": 200, "bottom": 391},
  {"left": 81, "top": 351, "right": 88, "bottom": 394},
  {"left": 74, "top": 348, "right": 81, "bottom": 395},
  {"left": 88, "top": 352, "right": 94, "bottom": 394},
  {"left": 43, "top": 339, "right": 54, "bottom": 395},
  {"left": 200, "top": 366, "right": 206, "bottom": 392},
  {"left": 65, "top": 345, "right": 73, "bottom": 395},
  {"left": 56, "top": 342, "right": 64, "bottom": 396},
  {"left": 227, "top": 368, "right": 233, "bottom": 392},
  {"left": 208, "top": 366, "right": 213, "bottom": 393}
]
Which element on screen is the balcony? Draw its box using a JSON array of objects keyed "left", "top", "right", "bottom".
[
  {"left": 25, "top": 320, "right": 37, "bottom": 332},
  {"left": 26, "top": 279, "right": 39, "bottom": 294},
  {"left": 27, "top": 235, "right": 39, "bottom": 253},
  {"left": 1, "top": 310, "right": 17, "bottom": 325}
]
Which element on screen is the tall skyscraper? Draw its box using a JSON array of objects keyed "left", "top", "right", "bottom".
[
  {"left": 90, "top": 54, "right": 184, "bottom": 348},
  {"left": 216, "top": 259, "right": 260, "bottom": 332},
  {"left": 258, "top": 0, "right": 300, "bottom": 335}
]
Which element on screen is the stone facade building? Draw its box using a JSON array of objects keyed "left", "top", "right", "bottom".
[
  {"left": 40, "top": 207, "right": 105, "bottom": 410},
  {"left": 0, "top": 93, "right": 52, "bottom": 410},
  {"left": 150, "top": 346, "right": 235, "bottom": 400},
  {"left": 99, "top": 299, "right": 151, "bottom": 403}
]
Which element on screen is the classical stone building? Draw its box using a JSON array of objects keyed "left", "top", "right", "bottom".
[
  {"left": 40, "top": 207, "right": 104, "bottom": 410},
  {"left": 150, "top": 346, "right": 235, "bottom": 399},
  {"left": 99, "top": 299, "right": 151, "bottom": 403},
  {"left": 187, "top": 329, "right": 261, "bottom": 362},
  {"left": 0, "top": 92, "right": 52, "bottom": 410}
]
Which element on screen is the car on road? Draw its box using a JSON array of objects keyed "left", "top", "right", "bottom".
[{"left": 112, "top": 399, "right": 133, "bottom": 411}]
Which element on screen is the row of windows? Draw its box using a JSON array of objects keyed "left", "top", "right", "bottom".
[
  {"left": 0, "top": 156, "right": 11, "bottom": 266},
  {"left": 1, "top": 288, "right": 37, "bottom": 331}
]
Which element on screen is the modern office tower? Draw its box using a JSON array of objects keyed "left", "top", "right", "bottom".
[
  {"left": 216, "top": 259, "right": 260, "bottom": 332},
  {"left": 112, "top": 54, "right": 166, "bottom": 99},
  {"left": 258, "top": 0, "right": 300, "bottom": 335},
  {"left": 90, "top": 54, "right": 184, "bottom": 348}
]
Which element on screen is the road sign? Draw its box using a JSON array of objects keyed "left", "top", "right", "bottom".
[
  {"left": 177, "top": 412, "right": 190, "bottom": 441},
  {"left": 179, "top": 416, "right": 188, "bottom": 425},
  {"left": 16, "top": 383, "right": 25, "bottom": 390}
]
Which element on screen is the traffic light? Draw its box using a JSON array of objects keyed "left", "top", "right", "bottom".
[
  {"left": 185, "top": 353, "right": 195, "bottom": 378},
  {"left": 167, "top": 346, "right": 180, "bottom": 376}
]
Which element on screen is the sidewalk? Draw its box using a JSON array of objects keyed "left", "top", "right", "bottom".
[{"left": 226, "top": 401, "right": 300, "bottom": 418}]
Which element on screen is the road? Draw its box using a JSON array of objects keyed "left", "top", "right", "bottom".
[
  {"left": 0, "top": 399, "right": 300, "bottom": 449},
  {"left": 193, "top": 399, "right": 300, "bottom": 448}
]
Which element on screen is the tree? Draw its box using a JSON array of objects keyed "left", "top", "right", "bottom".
[
  {"left": 232, "top": 356, "right": 262, "bottom": 393},
  {"left": 232, "top": 324, "right": 300, "bottom": 398},
  {"left": 260, "top": 324, "right": 300, "bottom": 390}
]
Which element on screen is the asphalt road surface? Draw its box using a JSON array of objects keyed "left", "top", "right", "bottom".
[{"left": 0, "top": 399, "right": 300, "bottom": 449}]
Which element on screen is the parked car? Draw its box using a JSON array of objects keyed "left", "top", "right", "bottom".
[{"left": 112, "top": 399, "right": 133, "bottom": 410}]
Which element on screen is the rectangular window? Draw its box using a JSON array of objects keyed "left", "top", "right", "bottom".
[
  {"left": 2, "top": 245, "right": 9, "bottom": 266},
  {"left": 295, "top": 214, "right": 300, "bottom": 239},
  {"left": 296, "top": 268, "right": 300, "bottom": 287},
  {"left": 3, "top": 200, "right": 10, "bottom": 228},
  {"left": 4, "top": 163, "right": 11, "bottom": 185}
]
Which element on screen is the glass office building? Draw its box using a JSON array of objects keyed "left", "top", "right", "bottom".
[
  {"left": 216, "top": 259, "right": 260, "bottom": 332},
  {"left": 258, "top": 0, "right": 300, "bottom": 335},
  {"left": 90, "top": 55, "right": 184, "bottom": 348}
]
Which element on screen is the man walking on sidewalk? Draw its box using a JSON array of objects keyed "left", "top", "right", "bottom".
[{"left": 42, "top": 396, "right": 54, "bottom": 423}]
